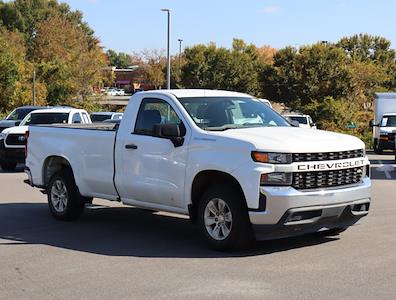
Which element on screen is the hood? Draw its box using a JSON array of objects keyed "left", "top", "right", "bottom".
[
  {"left": 209, "top": 127, "right": 365, "bottom": 153},
  {"left": 0, "top": 120, "right": 19, "bottom": 131},
  {"left": 2, "top": 125, "right": 29, "bottom": 135}
]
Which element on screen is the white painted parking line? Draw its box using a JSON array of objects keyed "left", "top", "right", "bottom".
[{"left": 376, "top": 160, "right": 395, "bottom": 179}]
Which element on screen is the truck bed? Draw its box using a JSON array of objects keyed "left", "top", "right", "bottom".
[{"left": 34, "top": 123, "right": 118, "bottom": 131}]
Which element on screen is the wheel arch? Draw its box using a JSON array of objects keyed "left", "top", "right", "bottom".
[
  {"left": 42, "top": 155, "right": 73, "bottom": 187},
  {"left": 189, "top": 170, "right": 246, "bottom": 223}
]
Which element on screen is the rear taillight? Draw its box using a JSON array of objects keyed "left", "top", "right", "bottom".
[{"left": 24, "top": 130, "right": 29, "bottom": 158}]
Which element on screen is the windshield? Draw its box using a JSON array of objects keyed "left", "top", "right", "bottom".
[
  {"left": 288, "top": 116, "right": 308, "bottom": 124},
  {"left": 381, "top": 116, "right": 396, "bottom": 127},
  {"left": 91, "top": 114, "right": 111, "bottom": 122},
  {"left": 178, "top": 97, "right": 289, "bottom": 130},
  {"left": 6, "top": 108, "right": 36, "bottom": 120},
  {"left": 21, "top": 113, "right": 70, "bottom": 126}
]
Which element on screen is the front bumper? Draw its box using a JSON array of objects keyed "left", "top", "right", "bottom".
[
  {"left": 0, "top": 140, "right": 25, "bottom": 163},
  {"left": 249, "top": 177, "right": 371, "bottom": 239}
]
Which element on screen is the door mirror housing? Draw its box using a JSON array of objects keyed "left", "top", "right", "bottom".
[
  {"left": 154, "top": 123, "right": 184, "bottom": 147},
  {"left": 290, "top": 120, "right": 300, "bottom": 127}
]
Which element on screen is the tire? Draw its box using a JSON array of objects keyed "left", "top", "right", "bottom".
[
  {"left": 0, "top": 162, "right": 17, "bottom": 171},
  {"left": 197, "top": 184, "right": 253, "bottom": 251},
  {"left": 373, "top": 139, "right": 383, "bottom": 154},
  {"left": 47, "top": 168, "right": 85, "bottom": 221}
]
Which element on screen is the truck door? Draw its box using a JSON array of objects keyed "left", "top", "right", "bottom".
[{"left": 115, "top": 97, "right": 190, "bottom": 209}]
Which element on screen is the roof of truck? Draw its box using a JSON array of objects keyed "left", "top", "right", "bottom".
[
  {"left": 31, "top": 107, "right": 83, "bottom": 114},
  {"left": 145, "top": 89, "right": 252, "bottom": 99}
]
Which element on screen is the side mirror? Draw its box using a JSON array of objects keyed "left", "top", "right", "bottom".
[
  {"left": 290, "top": 120, "right": 300, "bottom": 127},
  {"left": 15, "top": 121, "right": 21, "bottom": 126},
  {"left": 154, "top": 123, "right": 184, "bottom": 147}
]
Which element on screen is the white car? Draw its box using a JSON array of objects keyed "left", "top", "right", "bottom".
[
  {"left": 25, "top": 90, "right": 370, "bottom": 251},
  {"left": 258, "top": 98, "right": 272, "bottom": 108},
  {"left": 0, "top": 108, "right": 91, "bottom": 171},
  {"left": 283, "top": 114, "right": 316, "bottom": 129},
  {"left": 105, "top": 88, "right": 118, "bottom": 96}
]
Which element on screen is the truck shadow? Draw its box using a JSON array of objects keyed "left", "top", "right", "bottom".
[{"left": 0, "top": 202, "right": 339, "bottom": 258}]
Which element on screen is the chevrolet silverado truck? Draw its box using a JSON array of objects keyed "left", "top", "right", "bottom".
[
  {"left": 0, "top": 107, "right": 91, "bottom": 171},
  {"left": 25, "top": 90, "right": 371, "bottom": 250}
]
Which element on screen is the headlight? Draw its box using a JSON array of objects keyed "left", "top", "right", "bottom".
[
  {"left": 0, "top": 133, "right": 5, "bottom": 140},
  {"left": 252, "top": 152, "right": 292, "bottom": 164},
  {"left": 260, "top": 172, "right": 292, "bottom": 186}
]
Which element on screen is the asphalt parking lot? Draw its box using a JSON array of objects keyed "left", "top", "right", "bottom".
[{"left": 1, "top": 153, "right": 395, "bottom": 299}]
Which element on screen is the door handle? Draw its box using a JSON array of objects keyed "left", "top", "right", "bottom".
[{"left": 125, "top": 143, "right": 138, "bottom": 150}]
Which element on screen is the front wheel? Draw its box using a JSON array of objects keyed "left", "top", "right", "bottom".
[
  {"left": 47, "top": 168, "right": 85, "bottom": 221},
  {"left": 197, "top": 184, "right": 253, "bottom": 251}
]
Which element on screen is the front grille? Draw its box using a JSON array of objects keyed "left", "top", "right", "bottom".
[
  {"left": 388, "top": 133, "right": 395, "bottom": 141},
  {"left": 292, "top": 149, "right": 364, "bottom": 162},
  {"left": 292, "top": 167, "right": 364, "bottom": 190},
  {"left": 5, "top": 134, "right": 26, "bottom": 146}
]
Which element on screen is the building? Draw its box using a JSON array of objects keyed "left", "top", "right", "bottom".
[{"left": 102, "top": 66, "right": 154, "bottom": 93}]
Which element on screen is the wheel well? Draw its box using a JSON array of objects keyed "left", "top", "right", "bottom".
[
  {"left": 189, "top": 170, "right": 245, "bottom": 223},
  {"left": 43, "top": 156, "right": 72, "bottom": 187}
]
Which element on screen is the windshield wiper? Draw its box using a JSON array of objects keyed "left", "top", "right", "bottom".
[{"left": 203, "top": 125, "right": 243, "bottom": 131}]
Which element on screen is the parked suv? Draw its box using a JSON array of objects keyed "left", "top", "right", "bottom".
[
  {"left": 0, "top": 106, "right": 43, "bottom": 133},
  {"left": 90, "top": 112, "right": 124, "bottom": 122},
  {"left": 283, "top": 114, "right": 316, "bottom": 129}
]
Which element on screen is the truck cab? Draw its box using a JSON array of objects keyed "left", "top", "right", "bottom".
[{"left": 372, "top": 93, "right": 396, "bottom": 154}]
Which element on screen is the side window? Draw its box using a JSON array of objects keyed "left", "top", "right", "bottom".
[
  {"left": 134, "top": 98, "right": 182, "bottom": 136},
  {"left": 72, "top": 113, "right": 82, "bottom": 124}
]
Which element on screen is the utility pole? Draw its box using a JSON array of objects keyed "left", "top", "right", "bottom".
[
  {"left": 178, "top": 38, "right": 183, "bottom": 74},
  {"left": 33, "top": 70, "right": 36, "bottom": 106},
  {"left": 161, "top": 9, "right": 171, "bottom": 89}
]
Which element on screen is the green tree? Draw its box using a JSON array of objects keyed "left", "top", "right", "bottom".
[
  {"left": 0, "top": 29, "right": 46, "bottom": 113},
  {"left": 0, "top": 0, "right": 94, "bottom": 56},
  {"left": 32, "top": 14, "right": 106, "bottom": 104},
  {"left": 106, "top": 49, "right": 132, "bottom": 69},
  {"left": 264, "top": 43, "right": 353, "bottom": 118},
  {"left": 180, "top": 39, "right": 266, "bottom": 96}
]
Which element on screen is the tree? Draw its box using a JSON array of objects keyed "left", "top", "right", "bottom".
[
  {"left": 264, "top": 43, "right": 353, "bottom": 117},
  {"left": 180, "top": 39, "right": 267, "bottom": 96},
  {"left": 32, "top": 14, "right": 106, "bottom": 104},
  {"left": 106, "top": 49, "right": 132, "bottom": 69},
  {"left": 0, "top": 29, "right": 46, "bottom": 113},
  {"left": 0, "top": 0, "right": 94, "bottom": 56},
  {"left": 131, "top": 49, "right": 166, "bottom": 89}
]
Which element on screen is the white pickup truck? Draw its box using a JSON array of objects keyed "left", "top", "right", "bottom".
[
  {"left": 25, "top": 90, "right": 371, "bottom": 250},
  {"left": 0, "top": 107, "right": 91, "bottom": 171}
]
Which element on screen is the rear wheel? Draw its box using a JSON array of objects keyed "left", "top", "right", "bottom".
[
  {"left": 197, "top": 184, "right": 253, "bottom": 251},
  {"left": 0, "top": 162, "right": 17, "bottom": 171},
  {"left": 47, "top": 168, "right": 85, "bottom": 221}
]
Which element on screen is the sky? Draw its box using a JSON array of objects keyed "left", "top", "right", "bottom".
[{"left": 64, "top": 0, "right": 396, "bottom": 55}]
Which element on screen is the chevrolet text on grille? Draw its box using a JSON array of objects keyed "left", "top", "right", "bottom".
[{"left": 297, "top": 159, "right": 366, "bottom": 171}]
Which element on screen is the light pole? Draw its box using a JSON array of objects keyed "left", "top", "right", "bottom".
[
  {"left": 32, "top": 70, "right": 36, "bottom": 106},
  {"left": 178, "top": 38, "right": 183, "bottom": 73},
  {"left": 161, "top": 8, "right": 171, "bottom": 89}
]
